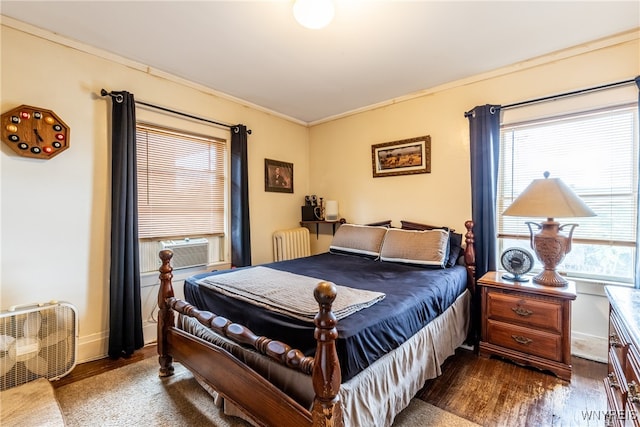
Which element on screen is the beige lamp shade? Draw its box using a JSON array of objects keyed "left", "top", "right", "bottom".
[
  {"left": 502, "top": 172, "right": 596, "bottom": 287},
  {"left": 503, "top": 172, "right": 596, "bottom": 219}
]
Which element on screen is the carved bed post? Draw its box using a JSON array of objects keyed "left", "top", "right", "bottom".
[
  {"left": 311, "top": 282, "right": 344, "bottom": 427},
  {"left": 463, "top": 220, "right": 479, "bottom": 345},
  {"left": 464, "top": 220, "right": 476, "bottom": 294},
  {"left": 157, "top": 249, "right": 175, "bottom": 377}
]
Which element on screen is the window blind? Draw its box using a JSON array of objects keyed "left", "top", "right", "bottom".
[
  {"left": 136, "top": 123, "right": 226, "bottom": 239},
  {"left": 498, "top": 104, "right": 638, "bottom": 246}
]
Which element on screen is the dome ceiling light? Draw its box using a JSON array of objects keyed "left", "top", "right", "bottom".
[{"left": 293, "top": 0, "right": 335, "bottom": 30}]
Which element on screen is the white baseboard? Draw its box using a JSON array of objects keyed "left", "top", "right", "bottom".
[
  {"left": 144, "top": 320, "right": 158, "bottom": 345},
  {"left": 77, "top": 331, "right": 108, "bottom": 364},
  {"left": 458, "top": 343, "right": 474, "bottom": 352},
  {"left": 572, "top": 331, "right": 608, "bottom": 363},
  {"left": 76, "top": 321, "right": 158, "bottom": 364}
]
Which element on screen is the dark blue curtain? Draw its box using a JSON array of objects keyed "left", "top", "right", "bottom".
[
  {"left": 635, "top": 76, "right": 640, "bottom": 289},
  {"left": 108, "top": 91, "right": 144, "bottom": 358},
  {"left": 231, "top": 125, "right": 251, "bottom": 267},
  {"left": 467, "top": 105, "right": 501, "bottom": 280}
]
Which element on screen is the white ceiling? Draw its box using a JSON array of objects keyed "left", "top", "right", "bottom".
[{"left": 1, "top": 1, "right": 639, "bottom": 124}]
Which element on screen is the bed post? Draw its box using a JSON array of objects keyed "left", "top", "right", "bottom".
[
  {"left": 463, "top": 220, "right": 476, "bottom": 294},
  {"left": 157, "top": 249, "right": 175, "bottom": 377},
  {"left": 311, "top": 282, "right": 344, "bottom": 427},
  {"left": 463, "top": 220, "right": 479, "bottom": 346}
]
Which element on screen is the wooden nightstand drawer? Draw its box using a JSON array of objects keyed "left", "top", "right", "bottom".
[
  {"left": 486, "top": 291, "right": 562, "bottom": 333},
  {"left": 486, "top": 319, "right": 562, "bottom": 362},
  {"left": 478, "top": 272, "right": 575, "bottom": 380}
]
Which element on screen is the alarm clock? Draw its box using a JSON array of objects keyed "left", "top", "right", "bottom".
[
  {"left": 1, "top": 105, "right": 70, "bottom": 159},
  {"left": 500, "top": 247, "right": 534, "bottom": 282}
]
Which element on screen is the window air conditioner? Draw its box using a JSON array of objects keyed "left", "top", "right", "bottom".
[{"left": 160, "top": 238, "right": 209, "bottom": 269}]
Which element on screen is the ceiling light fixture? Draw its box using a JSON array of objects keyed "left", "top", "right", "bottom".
[{"left": 293, "top": 0, "right": 335, "bottom": 30}]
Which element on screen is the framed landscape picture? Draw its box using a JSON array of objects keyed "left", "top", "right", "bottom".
[
  {"left": 371, "top": 135, "right": 431, "bottom": 177},
  {"left": 265, "top": 158, "right": 293, "bottom": 193}
]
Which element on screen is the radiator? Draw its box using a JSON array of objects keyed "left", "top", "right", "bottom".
[
  {"left": 273, "top": 227, "right": 311, "bottom": 261},
  {"left": 0, "top": 302, "right": 78, "bottom": 390},
  {"left": 160, "top": 238, "right": 209, "bottom": 269}
]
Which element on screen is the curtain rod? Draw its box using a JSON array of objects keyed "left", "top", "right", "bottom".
[
  {"left": 465, "top": 76, "right": 639, "bottom": 117},
  {"left": 100, "top": 89, "right": 251, "bottom": 134}
]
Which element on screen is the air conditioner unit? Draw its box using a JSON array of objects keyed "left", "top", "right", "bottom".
[
  {"left": 160, "top": 238, "right": 209, "bottom": 269},
  {"left": 0, "top": 301, "right": 78, "bottom": 391}
]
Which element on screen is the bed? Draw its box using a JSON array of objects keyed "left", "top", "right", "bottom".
[{"left": 157, "top": 219, "right": 476, "bottom": 427}]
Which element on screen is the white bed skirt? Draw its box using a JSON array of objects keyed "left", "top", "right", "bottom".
[{"left": 179, "top": 289, "right": 471, "bottom": 427}]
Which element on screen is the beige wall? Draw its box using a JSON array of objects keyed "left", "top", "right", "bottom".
[
  {"left": 307, "top": 32, "right": 639, "bottom": 361},
  {"left": 1, "top": 18, "right": 638, "bottom": 363},
  {"left": 0, "top": 22, "right": 309, "bottom": 361},
  {"left": 308, "top": 33, "right": 639, "bottom": 236}
]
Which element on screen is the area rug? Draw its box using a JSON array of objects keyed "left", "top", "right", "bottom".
[
  {"left": 0, "top": 378, "right": 65, "bottom": 427},
  {"left": 54, "top": 357, "right": 479, "bottom": 426}
]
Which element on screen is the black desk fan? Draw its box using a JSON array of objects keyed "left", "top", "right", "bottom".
[{"left": 500, "top": 247, "right": 534, "bottom": 281}]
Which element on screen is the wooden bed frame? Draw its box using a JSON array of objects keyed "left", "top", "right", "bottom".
[{"left": 157, "top": 220, "right": 476, "bottom": 427}]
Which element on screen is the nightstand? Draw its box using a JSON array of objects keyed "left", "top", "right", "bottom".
[{"left": 478, "top": 271, "right": 577, "bottom": 380}]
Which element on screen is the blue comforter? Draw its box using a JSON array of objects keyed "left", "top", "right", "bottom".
[{"left": 184, "top": 252, "right": 468, "bottom": 382}]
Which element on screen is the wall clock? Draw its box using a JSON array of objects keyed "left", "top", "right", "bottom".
[
  {"left": 500, "top": 247, "right": 534, "bottom": 282},
  {"left": 1, "top": 105, "right": 70, "bottom": 159}
]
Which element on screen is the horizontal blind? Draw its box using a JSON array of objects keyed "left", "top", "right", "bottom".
[
  {"left": 498, "top": 104, "right": 638, "bottom": 245},
  {"left": 137, "top": 124, "right": 226, "bottom": 239}
]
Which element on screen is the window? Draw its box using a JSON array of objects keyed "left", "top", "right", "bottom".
[
  {"left": 498, "top": 103, "right": 638, "bottom": 284},
  {"left": 136, "top": 123, "right": 227, "bottom": 239}
]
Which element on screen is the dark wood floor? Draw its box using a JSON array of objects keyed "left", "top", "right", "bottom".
[
  {"left": 51, "top": 344, "right": 157, "bottom": 388},
  {"left": 54, "top": 344, "right": 608, "bottom": 426},
  {"left": 418, "top": 348, "right": 608, "bottom": 426}
]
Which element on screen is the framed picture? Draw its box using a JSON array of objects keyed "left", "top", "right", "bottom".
[
  {"left": 371, "top": 135, "right": 431, "bottom": 177},
  {"left": 265, "top": 158, "right": 294, "bottom": 193}
]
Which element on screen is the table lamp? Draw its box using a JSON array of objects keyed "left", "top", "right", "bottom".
[{"left": 502, "top": 172, "right": 596, "bottom": 287}]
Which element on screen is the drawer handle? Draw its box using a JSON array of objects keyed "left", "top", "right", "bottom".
[
  {"left": 511, "top": 335, "right": 532, "bottom": 345},
  {"left": 629, "top": 381, "right": 640, "bottom": 404},
  {"left": 609, "top": 333, "right": 622, "bottom": 348},
  {"left": 512, "top": 306, "right": 533, "bottom": 317},
  {"left": 608, "top": 372, "right": 619, "bottom": 389}
]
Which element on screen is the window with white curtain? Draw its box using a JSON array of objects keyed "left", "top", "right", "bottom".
[
  {"left": 136, "top": 123, "right": 227, "bottom": 239},
  {"left": 497, "top": 100, "right": 638, "bottom": 284}
]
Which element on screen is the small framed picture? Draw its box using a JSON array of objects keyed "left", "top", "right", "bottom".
[
  {"left": 371, "top": 135, "right": 431, "bottom": 177},
  {"left": 265, "top": 158, "right": 293, "bottom": 193}
]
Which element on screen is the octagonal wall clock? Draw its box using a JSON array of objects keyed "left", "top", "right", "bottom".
[{"left": 1, "top": 105, "right": 70, "bottom": 159}]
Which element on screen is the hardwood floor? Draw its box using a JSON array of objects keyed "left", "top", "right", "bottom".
[
  {"left": 53, "top": 344, "right": 608, "bottom": 426},
  {"left": 417, "top": 348, "right": 608, "bottom": 427},
  {"left": 51, "top": 344, "right": 157, "bottom": 388}
]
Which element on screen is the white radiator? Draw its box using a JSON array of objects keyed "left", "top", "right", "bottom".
[
  {"left": 273, "top": 227, "right": 311, "bottom": 261},
  {"left": 160, "top": 238, "right": 209, "bottom": 269},
  {"left": 0, "top": 302, "right": 78, "bottom": 390}
]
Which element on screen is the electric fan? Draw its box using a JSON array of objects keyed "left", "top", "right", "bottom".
[
  {"left": 500, "top": 248, "right": 534, "bottom": 282},
  {"left": 0, "top": 302, "right": 77, "bottom": 390}
]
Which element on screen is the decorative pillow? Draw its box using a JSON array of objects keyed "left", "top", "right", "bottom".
[
  {"left": 380, "top": 228, "right": 449, "bottom": 268},
  {"left": 447, "top": 232, "right": 464, "bottom": 267},
  {"left": 329, "top": 224, "right": 388, "bottom": 259}
]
